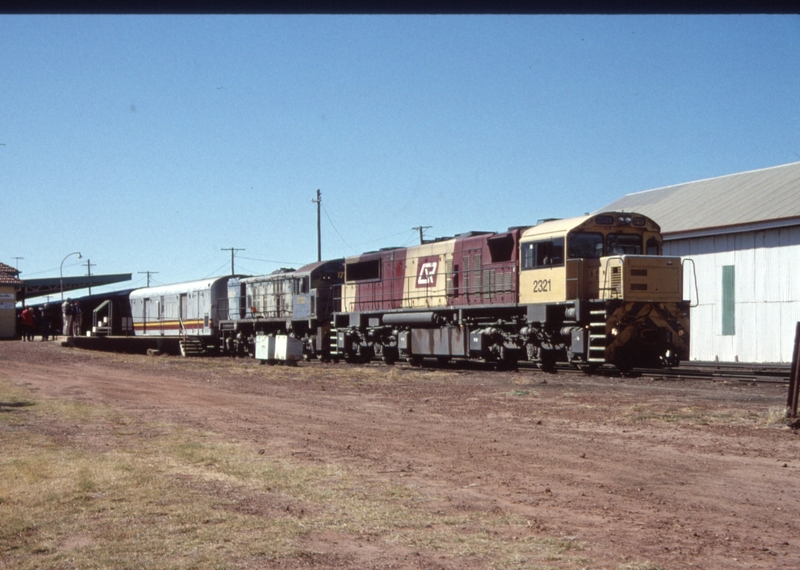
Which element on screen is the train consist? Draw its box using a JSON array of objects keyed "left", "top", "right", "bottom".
[{"left": 120, "top": 212, "right": 689, "bottom": 371}]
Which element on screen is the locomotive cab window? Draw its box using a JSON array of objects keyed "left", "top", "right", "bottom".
[
  {"left": 521, "top": 237, "right": 564, "bottom": 270},
  {"left": 606, "top": 233, "right": 643, "bottom": 255},
  {"left": 646, "top": 237, "right": 661, "bottom": 255},
  {"left": 568, "top": 232, "right": 604, "bottom": 259}
]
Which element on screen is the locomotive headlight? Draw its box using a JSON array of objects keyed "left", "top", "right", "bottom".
[
  {"left": 611, "top": 327, "right": 619, "bottom": 337},
  {"left": 677, "top": 329, "right": 685, "bottom": 337}
]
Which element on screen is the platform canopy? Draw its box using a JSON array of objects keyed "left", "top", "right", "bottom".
[{"left": 18, "top": 273, "right": 132, "bottom": 302}]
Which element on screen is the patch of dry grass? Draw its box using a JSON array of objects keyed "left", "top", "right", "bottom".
[
  {"left": 625, "top": 403, "right": 787, "bottom": 428},
  {"left": 0, "top": 376, "right": 591, "bottom": 569},
  {"left": 617, "top": 562, "right": 665, "bottom": 570},
  {"left": 754, "top": 406, "right": 789, "bottom": 427}
]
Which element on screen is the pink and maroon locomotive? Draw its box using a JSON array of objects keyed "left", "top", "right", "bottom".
[{"left": 331, "top": 211, "right": 689, "bottom": 372}]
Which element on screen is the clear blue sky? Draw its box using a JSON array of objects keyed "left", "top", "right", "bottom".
[{"left": 3, "top": 15, "right": 799, "bottom": 296}]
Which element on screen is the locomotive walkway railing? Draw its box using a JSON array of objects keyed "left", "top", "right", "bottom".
[{"left": 344, "top": 268, "right": 517, "bottom": 313}]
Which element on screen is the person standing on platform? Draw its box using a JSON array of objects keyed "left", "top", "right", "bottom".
[
  {"left": 71, "top": 300, "right": 82, "bottom": 337},
  {"left": 20, "top": 307, "right": 34, "bottom": 341},
  {"left": 40, "top": 304, "right": 52, "bottom": 341},
  {"left": 63, "top": 298, "right": 73, "bottom": 336}
]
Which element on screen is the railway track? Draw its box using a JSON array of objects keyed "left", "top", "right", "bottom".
[
  {"left": 626, "top": 362, "right": 791, "bottom": 384},
  {"left": 397, "top": 358, "right": 792, "bottom": 384}
]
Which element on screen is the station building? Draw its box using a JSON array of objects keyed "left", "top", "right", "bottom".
[
  {"left": 0, "top": 262, "right": 23, "bottom": 338},
  {"left": 599, "top": 161, "right": 800, "bottom": 364}
]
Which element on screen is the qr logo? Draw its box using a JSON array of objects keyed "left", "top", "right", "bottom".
[{"left": 417, "top": 261, "right": 438, "bottom": 287}]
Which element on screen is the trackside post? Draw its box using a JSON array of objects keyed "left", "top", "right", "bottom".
[{"left": 788, "top": 322, "right": 800, "bottom": 418}]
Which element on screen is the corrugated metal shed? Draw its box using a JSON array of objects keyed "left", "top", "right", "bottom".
[
  {"left": 596, "top": 161, "right": 800, "bottom": 364},
  {"left": 598, "top": 161, "right": 800, "bottom": 237}
]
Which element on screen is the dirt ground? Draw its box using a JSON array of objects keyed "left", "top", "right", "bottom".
[{"left": 1, "top": 340, "right": 799, "bottom": 569}]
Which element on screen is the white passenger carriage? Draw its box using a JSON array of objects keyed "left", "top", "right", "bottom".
[{"left": 129, "top": 277, "right": 233, "bottom": 351}]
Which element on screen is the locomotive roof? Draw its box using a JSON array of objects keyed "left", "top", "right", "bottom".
[
  {"left": 240, "top": 259, "right": 343, "bottom": 282},
  {"left": 521, "top": 212, "right": 659, "bottom": 239},
  {"left": 294, "top": 258, "right": 343, "bottom": 274},
  {"left": 521, "top": 214, "right": 594, "bottom": 237}
]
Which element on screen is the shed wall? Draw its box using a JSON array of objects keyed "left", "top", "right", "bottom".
[{"left": 665, "top": 225, "right": 800, "bottom": 363}]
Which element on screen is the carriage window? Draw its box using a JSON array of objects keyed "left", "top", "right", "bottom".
[
  {"left": 607, "top": 234, "right": 643, "bottom": 255},
  {"left": 521, "top": 238, "right": 564, "bottom": 269},
  {"left": 568, "top": 232, "right": 604, "bottom": 259}
]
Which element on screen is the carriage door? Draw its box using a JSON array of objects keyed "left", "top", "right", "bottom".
[
  {"left": 180, "top": 294, "right": 188, "bottom": 331},
  {"left": 142, "top": 298, "right": 149, "bottom": 333}
]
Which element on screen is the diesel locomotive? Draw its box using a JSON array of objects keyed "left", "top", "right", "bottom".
[
  {"left": 331, "top": 211, "right": 688, "bottom": 372},
  {"left": 125, "top": 211, "right": 689, "bottom": 371}
]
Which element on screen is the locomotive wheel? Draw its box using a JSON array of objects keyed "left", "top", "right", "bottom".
[
  {"left": 495, "top": 347, "right": 519, "bottom": 371},
  {"left": 382, "top": 347, "right": 398, "bottom": 365},
  {"left": 538, "top": 350, "right": 557, "bottom": 373},
  {"left": 406, "top": 356, "right": 422, "bottom": 367},
  {"left": 616, "top": 363, "right": 634, "bottom": 376},
  {"left": 344, "top": 341, "right": 361, "bottom": 364}
]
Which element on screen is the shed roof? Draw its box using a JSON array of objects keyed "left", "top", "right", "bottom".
[{"left": 596, "top": 161, "right": 800, "bottom": 238}]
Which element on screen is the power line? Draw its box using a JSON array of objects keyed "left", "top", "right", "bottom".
[
  {"left": 238, "top": 255, "right": 304, "bottom": 265},
  {"left": 202, "top": 260, "right": 231, "bottom": 280},
  {"left": 321, "top": 202, "right": 358, "bottom": 253}
]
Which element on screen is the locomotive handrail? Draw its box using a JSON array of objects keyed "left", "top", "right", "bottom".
[
  {"left": 344, "top": 264, "right": 515, "bottom": 312},
  {"left": 600, "top": 255, "right": 625, "bottom": 299},
  {"left": 682, "top": 258, "right": 699, "bottom": 308}
]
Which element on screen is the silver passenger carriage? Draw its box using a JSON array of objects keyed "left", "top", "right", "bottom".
[{"left": 129, "top": 276, "right": 234, "bottom": 354}]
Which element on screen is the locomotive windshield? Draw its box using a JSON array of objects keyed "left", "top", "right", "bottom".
[
  {"left": 607, "top": 233, "right": 643, "bottom": 255},
  {"left": 568, "top": 232, "right": 649, "bottom": 258},
  {"left": 568, "top": 232, "right": 604, "bottom": 259}
]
